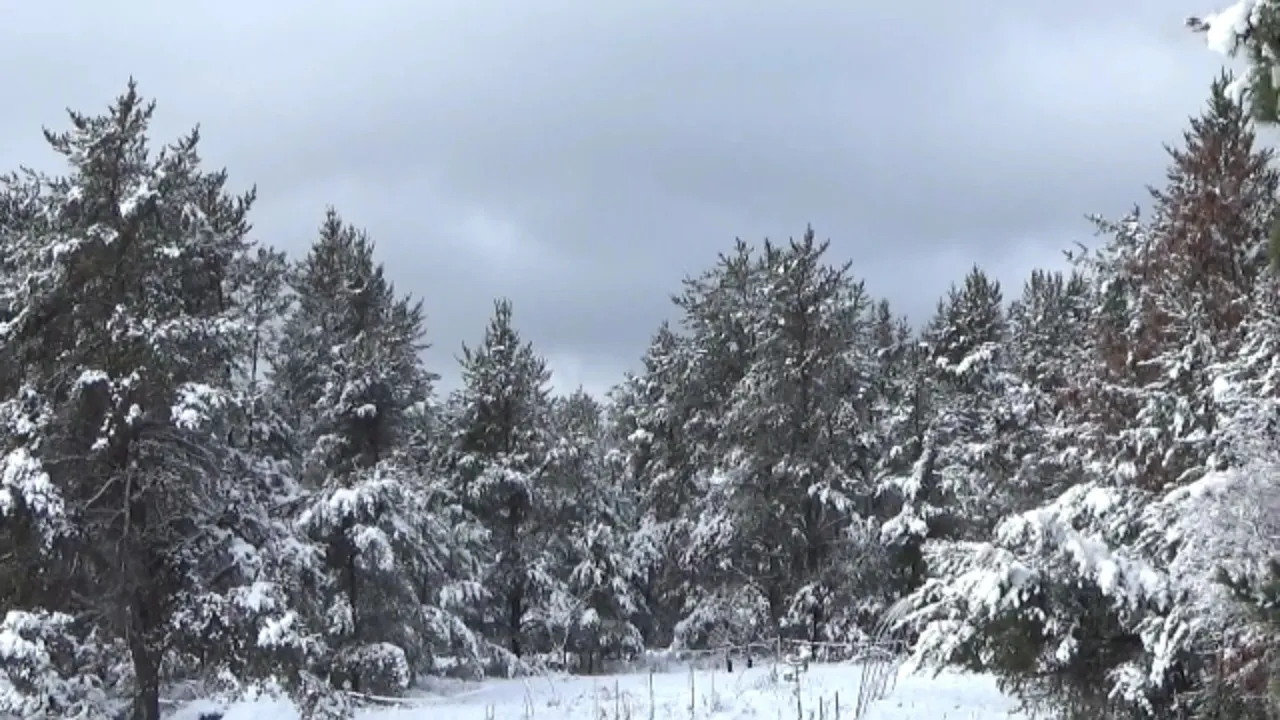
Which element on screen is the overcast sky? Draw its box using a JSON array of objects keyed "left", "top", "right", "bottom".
[{"left": 0, "top": 1, "right": 1242, "bottom": 397}]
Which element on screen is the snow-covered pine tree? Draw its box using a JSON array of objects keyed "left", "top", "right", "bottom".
[
  {"left": 541, "top": 389, "right": 645, "bottom": 673},
  {"left": 867, "top": 300, "right": 917, "bottom": 487},
  {"left": 524, "top": 388, "right": 595, "bottom": 664},
  {"left": 876, "top": 297, "right": 946, "bottom": 565},
  {"left": 750, "top": 230, "right": 881, "bottom": 643},
  {"left": 229, "top": 245, "right": 293, "bottom": 454},
  {"left": 448, "top": 299, "right": 558, "bottom": 663},
  {"left": 668, "top": 241, "right": 776, "bottom": 649},
  {"left": 1080, "top": 73, "right": 1277, "bottom": 494},
  {"left": 274, "top": 208, "right": 479, "bottom": 698},
  {"left": 608, "top": 323, "right": 700, "bottom": 648},
  {"left": 898, "top": 75, "right": 1280, "bottom": 720},
  {"left": 867, "top": 300, "right": 934, "bottom": 596},
  {"left": 0, "top": 167, "right": 54, "bottom": 629},
  {"left": 674, "top": 229, "right": 886, "bottom": 647},
  {"left": 194, "top": 244, "right": 325, "bottom": 706},
  {"left": 390, "top": 395, "right": 493, "bottom": 681},
  {"left": 1180, "top": 255, "right": 1280, "bottom": 719},
  {"left": 672, "top": 239, "right": 761, "bottom": 477},
  {"left": 162, "top": 238, "right": 343, "bottom": 714},
  {"left": 0, "top": 82, "right": 309, "bottom": 720},
  {"left": 1002, "top": 269, "right": 1094, "bottom": 511},
  {"left": 906, "top": 267, "right": 1012, "bottom": 542}
]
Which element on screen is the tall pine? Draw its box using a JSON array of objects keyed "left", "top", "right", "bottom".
[
  {"left": 449, "top": 299, "right": 557, "bottom": 661},
  {"left": 274, "top": 209, "right": 466, "bottom": 697},
  {"left": 0, "top": 83, "right": 303, "bottom": 720}
]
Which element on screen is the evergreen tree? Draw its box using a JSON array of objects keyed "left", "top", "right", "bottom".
[
  {"left": 0, "top": 83, "right": 307, "bottom": 720},
  {"left": 1080, "top": 74, "right": 1276, "bottom": 493},
  {"left": 749, "top": 231, "right": 880, "bottom": 642},
  {"left": 449, "top": 299, "right": 558, "bottom": 660},
  {"left": 275, "top": 209, "right": 475, "bottom": 697},
  {"left": 545, "top": 389, "right": 645, "bottom": 672},
  {"left": 667, "top": 242, "right": 771, "bottom": 649},
  {"left": 609, "top": 323, "right": 699, "bottom": 648},
  {"left": 1002, "top": 269, "right": 1093, "bottom": 511},
  {"left": 230, "top": 245, "right": 292, "bottom": 454},
  {"left": 898, "top": 76, "right": 1280, "bottom": 720},
  {"left": 674, "top": 230, "right": 886, "bottom": 645},
  {"left": 867, "top": 301, "right": 934, "bottom": 595},
  {"left": 916, "top": 267, "right": 1011, "bottom": 540},
  {"left": 1188, "top": 7, "right": 1280, "bottom": 261}
]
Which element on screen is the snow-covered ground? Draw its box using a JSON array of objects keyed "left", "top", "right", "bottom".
[{"left": 173, "top": 661, "right": 1024, "bottom": 720}]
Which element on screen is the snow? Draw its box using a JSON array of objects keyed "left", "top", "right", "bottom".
[
  {"left": 170, "top": 662, "right": 1025, "bottom": 720},
  {"left": 235, "top": 581, "right": 280, "bottom": 614},
  {"left": 1201, "top": 0, "right": 1259, "bottom": 55},
  {"left": 257, "top": 611, "right": 302, "bottom": 649},
  {"left": 1193, "top": 1, "right": 1274, "bottom": 106},
  {"left": 171, "top": 382, "right": 225, "bottom": 430},
  {"left": 118, "top": 178, "right": 159, "bottom": 218},
  {"left": 0, "top": 448, "right": 62, "bottom": 527}
]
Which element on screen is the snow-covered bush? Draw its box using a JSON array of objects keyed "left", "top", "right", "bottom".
[
  {"left": 672, "top": 584, "right": 774, "bottom": 652},
  {"left": 329, "top": 642, "right": 411, "bottom": 696},
  {"left": 901, "top": 456, "right": 1280, "bottom": 718},
  {"left": 0, "top": 610, "right": 115, "bottom": 719}
]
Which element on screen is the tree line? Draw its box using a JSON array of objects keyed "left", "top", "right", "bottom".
[{"left": 3, "top": 66, "right": 1280, "bottom": 720}]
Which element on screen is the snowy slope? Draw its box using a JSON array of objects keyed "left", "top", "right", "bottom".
[{"left": 174, "top": 662, "right": 1024, "bottom": 720}]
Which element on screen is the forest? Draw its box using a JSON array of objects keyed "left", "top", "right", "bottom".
[{"left": 5, "top": 10, "right": 1280, "bottom": 720}]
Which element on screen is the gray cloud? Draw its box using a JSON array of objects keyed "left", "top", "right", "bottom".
[{"left": 0, "top": 0, "right": 1235, "bottom": 397}]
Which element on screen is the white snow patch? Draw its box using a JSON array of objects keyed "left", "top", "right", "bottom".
[
  {"left": 1199, "top": 0, "right": 1257, "bottom": 54},
  {"left": 170, "top": 661, "right": 1025, "bottom": 719}
]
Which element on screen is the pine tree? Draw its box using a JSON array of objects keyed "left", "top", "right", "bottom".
[
  {"left": 751, "top": 230, "right": 880, "bottom": 642},
  {"left": 673, "top": 239, "right": 761, "bottom": 476},
  {"left": 230, "top": 245, "right": 292, "bottom": 454},
  {"left": 609, "top": 323, "right": 699, "bottom": 648},
  {"left": 449, "top": 299, "right": 557, "bottom": 660},
  {"left": 274, "top": 208, "right": 464, "bottom": 697},
  {"left": 1080, "top": 74, "right": 1276, "bottom": 493},
  {"left": 1003, "top": 269, "right": 1093, "bottom": 510},
  {"left": 867, "top": 301, "right": 934, "bottom": 595},
  {"left": 1187, "top": 270, "right": 1280, "bottom": 718},
  {"left": 672, "top": 230, "right": 887, "bottom": 645},
  {"left": 543, "top": 389, "right": 645, "bottom": 672},
  {"left": 918, "top": 266, "right": 1011, "bottom": 539},
  {"left": 666, "top": 241, "right": 773, "bottom": 649},
  {"left": 898, "top": 75, "right": 1280, "bottom": 720},
  {"left": 1188, "top": 5, "right": 1280, "bottom": 261},
  {"left": 0, "top": 82, "right": 305, "bottom": 720}
]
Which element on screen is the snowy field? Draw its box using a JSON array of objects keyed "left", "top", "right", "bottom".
[{"left": 173, "top": 662, "right": 1024, "bottom": 720}]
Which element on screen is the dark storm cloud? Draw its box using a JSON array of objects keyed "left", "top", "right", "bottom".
[{"left": 0, "top": 0, "right": 1236, "bottom": 396}]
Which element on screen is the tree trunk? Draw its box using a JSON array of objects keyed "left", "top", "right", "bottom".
[
  {"left": 508, "top": 587, "right": 523, "bottom": 657},
  {"left": 344, "top": 531, "right": 362, "bottom": 693},
  {"left": 505, "top": 488, "right": 524, "bottom": 658},
  {"left": 766, "top": 556, "right": 785, "bottom": 631},
  {"left": 128, "top": 606, "right": 162, "bottom": 720},
  {"left": 124, "top": 469, "right": 162, "bottom": 720}
]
